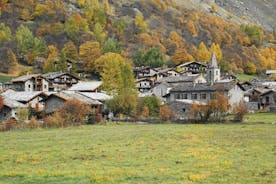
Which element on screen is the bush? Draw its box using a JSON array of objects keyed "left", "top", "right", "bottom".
[
  {"left": 44, "top": 99, "right": 91, "bottom": 128},
  {"left": 190, "top": 93, "right": 229, "bottom": 122},
  {"left": 232, "top": 101, "right": 248, "bottom": 122},
  {"left": 43, "top": 112, "right": 64, "bottom": 128},
  {"left": 27, "top": 116, "right": 41, "bottom": 129},
  {"left": 159, "top": 105, "right": 174, "bottom": 121}
]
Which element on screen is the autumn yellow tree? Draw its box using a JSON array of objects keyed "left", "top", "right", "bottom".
[
  {"left": 96, "top": 53, "right": 138, "bottom": 116},
  {"left": 197, "top": 42, "right": 211, "bottom": 62},
  {"left": 244, "top": 62, "right": 257, "bottom": 74},
  {"left": 7, "top": 49, "right": 19, "bottom": 75},
  {"left": 210, "top": 43, "right": 223, "bottom": 61},
  {"left": 43, "top": 45, "right": 59, "bottom": 73},
  {"left": 186, "top": 20, "right": 198, "bottom": 37},
  {"left": 61, "top": 41, "right": 79, "bottom": 61},
  {"left": 79, "top": 41, "right": 102, "bottom": 72},
  {"left": 135, "top": 14, "right": 147, "bottom": 33},
  {"left": 171, "top": 48, "right": 194, "bottom": 65}
]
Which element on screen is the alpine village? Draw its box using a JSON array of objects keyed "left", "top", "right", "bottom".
[{"left": 0, "top": 1, "right": 275, "bottom": 183}]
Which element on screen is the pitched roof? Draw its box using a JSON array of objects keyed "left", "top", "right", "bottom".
[
  {"left": 136, "top": 78, "right": 152, "bottom": 82},
  {"left": 48, "top": 91, "right": 102, "bottom": 105},
  {"left": 3, "top": 97, "right": 26, "bottom": 109},
  {"left": 68, "top": 81, "right": 102, "bottom": 91},
  {"left": 170, "top": 81, "right": 238, "bottom": 92},
  {"left": 156, "top": 75, "right": 201, "bottom": 84},
  {"left": 260, "top": 89, "right": 276, "bottom": 96},
  {"left": 79, "top": 92, "right": 112, "bottom": 101},
  {"left": 42, "top": 72, "right": 79, "bottom": 80},
  {"left": 1, "top": 90, "right": 47, "bottom": 103},
  {"left": 177, "top": 61, "right": 207, "bottom": 67},
  {"left": 11, "top": 74, "right": 40, "bottom": 82},
  {"left": 266, "top": 70, "right": 276, "bottom": 75}
]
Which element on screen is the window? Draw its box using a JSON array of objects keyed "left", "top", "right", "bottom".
[
  {"left": 266, "top": 96, "right": 270, "bottom": 104},
  {"left": 200, "top": 93, "right": 207, "bottom": 100},
  {"left": 192, "top": 93, "right": 198, "bottom": 100},
  {"left": 175, "top": 94, "right": 181, "bottom": 99},
  {"left": 181, "top": 94, "right": 188, "bottom": 99},
  {"left": 182, "top": 108, "right": 186, "bottom": 112}
]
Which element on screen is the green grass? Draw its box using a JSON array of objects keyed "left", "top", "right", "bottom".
[
  {"left": 0, "top": 116, "right": 275, "bottom": 183},
  {"left": 246, "top": 112, "right": 276, "bottom": 123},
  {"left": 0, "top": 74, "right": 13, "bottom": 83},
  {"left": 236, "top": 74, "right": 257, "bottom": 81}
]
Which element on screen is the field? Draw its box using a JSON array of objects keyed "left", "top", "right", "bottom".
[
  {"left": 0, "top": 74, "right": 13, "bottom": 83},
  {"left": 0, "top": 114, "right": 275, "bottom": 183},
  {"left": 236, "top": 74, "right": 257, "bottom": 82}
]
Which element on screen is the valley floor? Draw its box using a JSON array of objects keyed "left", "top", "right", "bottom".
[{"left": 0, "top": 115, "right": 275, "bottom": 183}]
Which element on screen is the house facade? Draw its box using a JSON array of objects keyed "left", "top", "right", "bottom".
[
  {"left": 42, "top": 72, "right": 79, "bottom": 91},
  {"left": 0, "top": 98, "right": 26, "bottom": 121},
  {"left": 177, "top": 61, "right": 207, "bottom": 74},
  {"left": 11, "top": 74, "right": 49, "bottom": 92},
  {"left": 166, "top": 82, "right": 244, "bottom": 107},
  {"left": 260, "top": 90, "right": 276, "bottom": 109},
  {"left": 136, "top": 78, "right": 152, "bottom": 92},
  {"left": 1, "top": 90, "right": 48, "bottom": 112}
]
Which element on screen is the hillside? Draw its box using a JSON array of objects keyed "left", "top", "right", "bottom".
[{"left": 0, "top": 0, "right": 275, "bottom": 77}]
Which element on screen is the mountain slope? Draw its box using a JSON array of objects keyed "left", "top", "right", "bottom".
[{"left": 0, "top": 0, "right": 275, "bottom": 77}]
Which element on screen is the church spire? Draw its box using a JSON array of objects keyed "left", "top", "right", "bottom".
[{"left": 209, "top": 52, "right": 218, "bottom": 68}]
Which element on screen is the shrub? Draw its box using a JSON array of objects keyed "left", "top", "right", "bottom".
[
  {"left": 16, "top": 107, "right": 29, "bottom": 123},
  {"left": 43, "top": 112, "right": 64, "bottom": 128},
  {"left": 27, "top": 116, "right": 41, "bottom": 129},
  {"left": 232, "top": 101, "right": 248, "bottom": 122},
  {"left": 190, "top": 93, "right": 229, "bottom": 122},
  {"left": 159, "top": 105, "right": 174, "bottom": 121},
  {"left": 2, "top": 118, "right": 17, "bottom": 131}
]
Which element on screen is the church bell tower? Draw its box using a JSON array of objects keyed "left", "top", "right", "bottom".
[{"left": 206, "top": 52, "right": 220, "bottom": 84}]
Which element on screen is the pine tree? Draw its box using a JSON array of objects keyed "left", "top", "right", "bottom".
[{"left": 197, "top": 42, "right": 211, "bottom": 62}]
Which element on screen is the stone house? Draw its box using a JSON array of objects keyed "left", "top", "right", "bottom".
[
  {"left": 43, "top": 91, "right": 102, "bottom": 114},
  {"left": 136, "top": 78, "right": 152, "bottom": 92},
  {"left": 176, "top": 61, "right": 207, "bottom": 74},
  {"left": 260, "top": 89, "right": 276, "bottom": 110},
  {"left": 152, "top": 74, "right": 207, "bottom": 101},
  {"left": 1, "top": 89, "right": 48, "bottom": 112},
  {"left": 42, "top": 72, "right": 79, "bottom": 91},
  {"left": 0, "top": 97, "right": 26, "bottom": 121},
  {"left": 167, "top": 100, "right": 205, "bottom": 120},
  {"left": 165, "top": 81, "right": 244, "bottom": 107},
  {"left": 11, "top": 74, "right": 49, "bottom": 92}
]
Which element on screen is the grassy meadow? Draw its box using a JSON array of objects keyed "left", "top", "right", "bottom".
[{"left": 0, "top": 114, "right": 275, "bottom": 183}]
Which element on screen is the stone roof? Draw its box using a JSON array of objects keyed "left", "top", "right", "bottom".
[
  {"left": 42, "top": 72, "right": 79, "bottom": 80},
  {"left": 11, "top": 74, "right": 40, "bottom": 82},
  {"left": 3, "top": 97, "right": 26, "bottom": 109},
  {"left": 1, "top": 90, "right": 47, "bottom": 103},
  {"left": 156, "top": 75, "right": 201, "bottom": 84},
  {"left": 78, "top": 92, "right": 112, "bottom": 101},
  {"left": 48, "top": 91, "right": 102, "bottom": 105},
  {"left": 260, "top": 89, "right": 276, "bottom": 96},
  {"left": 177, "top": 61, "right": 207, "bottom": 67},
  {"left": 68, "top": 81, "right": 102, "bottom": 91},
  {"left": 170, "top": 81, "right": 238, "bottom": 93},
  {"left": 266, "top": 70, "right": 276, "bottom": 75}
]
